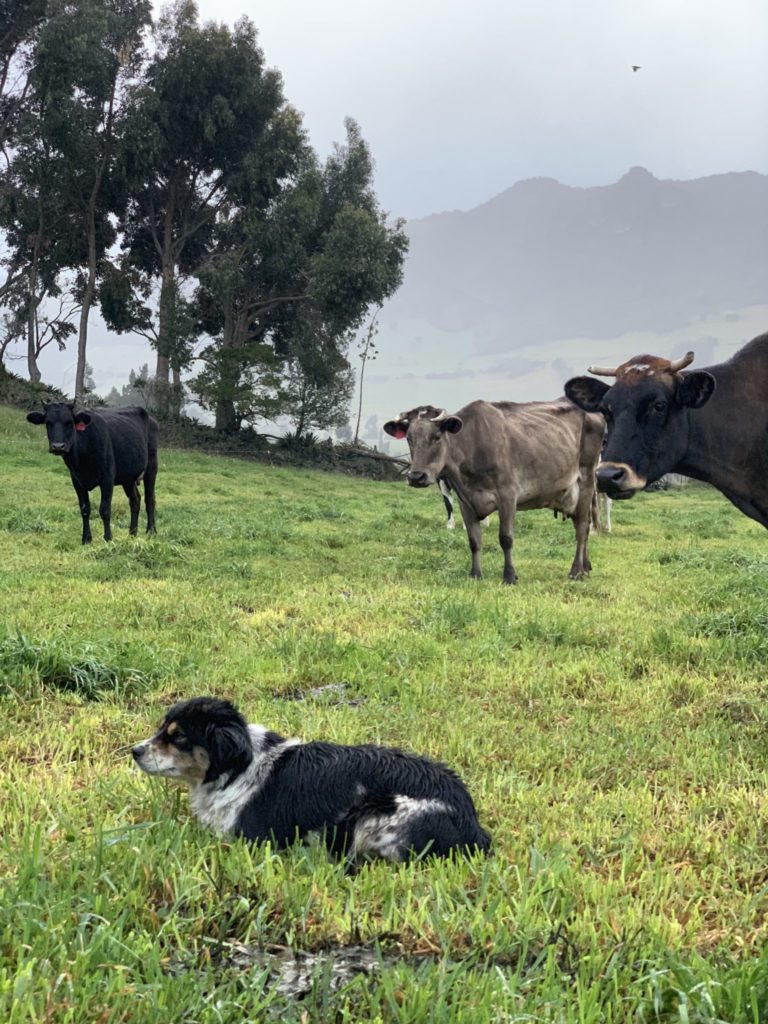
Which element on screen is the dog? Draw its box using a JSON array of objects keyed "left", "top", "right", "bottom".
[{"left": 132, "top": 697, "right": 491, "bottom": 864}]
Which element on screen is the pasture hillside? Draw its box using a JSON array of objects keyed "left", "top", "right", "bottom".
[{"left": 1, "top": 402, "right": 768, "bottom": 1022}]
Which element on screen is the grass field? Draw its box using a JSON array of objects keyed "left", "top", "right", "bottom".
[{"left": 2, "top": 403, "right": 768, "bottom": 1022}]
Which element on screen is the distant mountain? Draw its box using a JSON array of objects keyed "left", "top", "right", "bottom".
[{"left": 386, "top": 167, "right": 768, "bottom": 351}]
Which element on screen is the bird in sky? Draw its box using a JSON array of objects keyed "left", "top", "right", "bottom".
[{"left": 632, "top": 65, "right": 642, "bottom": 72}]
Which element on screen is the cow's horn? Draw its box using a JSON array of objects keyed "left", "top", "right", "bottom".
[
  {"left": 429, "top": 409, "right": 448, "bottom": 422},
  {"left": 668, "top": 351, "right": 694, "bottom": 372},
  {"left": 587, "top": 365, "right": 619, "bottom": 377}
]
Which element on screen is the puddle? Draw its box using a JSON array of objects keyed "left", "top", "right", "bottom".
[
  {"left": 165, "top": 942, "right": 423, "bottom": 996},
  {"left": 165, "top": 928, "right": 578, "bottom": 999},
  {"left": 219, "top": 942, "right": 408, "bottom": 996},
  {"left": 273, "top": 683, "right": 368, "bottom": 707}
]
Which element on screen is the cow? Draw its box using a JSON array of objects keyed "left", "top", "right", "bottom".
[
  {"left": 438, "top": 477, "right": 490, "bottom": 531},
  {"left": 26, "top": 402, "right": 159, "bottom": 543},
  {"left": 384, "top": 401, "right": 604, "bottom": 583},
  {"left": 564, "top": 332, "right": 768, "bottom": 528}
]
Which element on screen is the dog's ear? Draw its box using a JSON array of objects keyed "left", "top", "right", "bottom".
[{"left": 204, "top": 720, "right": 252, "bottom": 782}]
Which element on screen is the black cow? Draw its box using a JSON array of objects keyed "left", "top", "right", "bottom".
[
  {"left": 564, "top": 332, "right": 768, "bottom": 528},
  {"left": 26, "top": 402, "right": 159, "bottom": 543}
]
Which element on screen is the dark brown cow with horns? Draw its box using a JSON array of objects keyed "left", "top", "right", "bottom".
[
  {"left": 564, "top": 332, "right": 768, "bottom": 528},
  {"left": 384, "top": 401, "right": 604, "bottom": 584}
]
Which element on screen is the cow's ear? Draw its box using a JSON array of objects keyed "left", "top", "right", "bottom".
[
  {"left": 440, "top": 416, "right": 463, "bottom": 434},
  {"left": 26, "top": 411, "right": 45, "bottom": 425},
  {"left": 677, "top": 371, "right": 715, "bottom": 409},
  {"left": 383, "top": 419, "right": 408, "bottom": 439},
  {"left": 74, "top": 411, "right": 92, "bottom": 425},
  {"left": 565, "top": 377, "right": 610, "bottom": 413}
]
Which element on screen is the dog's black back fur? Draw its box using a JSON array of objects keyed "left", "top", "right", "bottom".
[{"left": 233, "top": 741, "right": 490, "bottom": 856}]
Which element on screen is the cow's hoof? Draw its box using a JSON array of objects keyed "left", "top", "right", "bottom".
[{"left": 503, "top": 576, "right": 518, "bottom": 586}]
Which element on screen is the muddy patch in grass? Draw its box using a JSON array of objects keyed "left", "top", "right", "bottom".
[{"left": 272, "top": 682, "right": 368, "bottom": 707}]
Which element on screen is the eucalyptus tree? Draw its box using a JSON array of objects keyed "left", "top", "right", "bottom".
[
  {"left": 1, "top": 0, "right": 150, "bottom": 390},
  {"left": 190, "top": 119, "right": 407, "bottom": 433},
  {"left": 117, "top": 2, "right": 297, "bottom": 417},
  {"left": 33, "top": 0, "right": 150, "bottom": 400}
]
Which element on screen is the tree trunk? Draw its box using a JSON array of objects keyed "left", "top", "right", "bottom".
[
  {"left": 152, "top": 260, "right": 176, "bottom": 419},
  {"left": 354, "top": 349, "right": 367, "bottom": 445},
  {"left": 215, "top": 397, "right": 239, "bottom": 432},
  {"left": 214, "top": 300, "right": 241, "bottom": 432},
  {"left": 75, "top": 209, "right": 98, "bottom": 403},
  {"left": 155, "top": 261, "right": 175, "bottom": 386},
  {"left": 26, "top": 271, "right": 41, "bottom": 383}
]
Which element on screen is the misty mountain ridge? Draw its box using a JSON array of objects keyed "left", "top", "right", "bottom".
[{"left": 386, "top": 167, "right": 768, "bottom": 351}]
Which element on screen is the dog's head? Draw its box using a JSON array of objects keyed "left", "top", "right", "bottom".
[{"left": 132, "top": 697, "right": 253, "bottom": 785}]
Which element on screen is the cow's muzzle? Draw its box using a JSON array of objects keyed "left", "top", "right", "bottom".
[
  {"left": 596, "top": 462, "right": 647, "bottom": 499},
  {"left": 407, "top": 470, "right": 431, "bottom": 488},
  {"left": 49, "top": 443, "right": 68, "bottom": 455}
]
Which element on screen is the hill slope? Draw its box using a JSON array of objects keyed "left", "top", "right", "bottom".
[
  {"left": 2, "top": 404, "right": 768, "bottom": 1019},
  {"left": 389, "top": 167, "right": 768, "bottom": 347}
]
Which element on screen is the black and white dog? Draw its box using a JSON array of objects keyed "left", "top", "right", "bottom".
[{"left": 132, "top": 697, "right": 491, "bottom": 864}]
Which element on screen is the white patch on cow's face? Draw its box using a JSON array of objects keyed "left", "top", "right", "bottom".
[{"left": 628, "top": 363, "right": 650, "bottom": 372}]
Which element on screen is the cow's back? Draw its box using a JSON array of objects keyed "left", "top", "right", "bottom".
[
  {"left": 99, "top": 407, "right": 153, "bottom": 484},
  {"left": 453, "top": 398, "right": 586, "bottom": 473}
]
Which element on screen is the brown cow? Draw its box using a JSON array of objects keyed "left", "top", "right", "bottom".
[{"left": 384, "top": 401, "right": 604, "bottom": 583}]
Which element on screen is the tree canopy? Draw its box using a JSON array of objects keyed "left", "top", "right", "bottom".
[{"left": 1, "top": 1, "right": 407, "bottom": 433}]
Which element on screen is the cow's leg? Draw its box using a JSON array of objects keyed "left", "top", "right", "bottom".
[
  {"left": 590, "top": 489, "right": 600, "bottom": 534},
  {"left": 143, "top": 458, "right": 158, "bottom": 535},
  {"left": 123, "top": 482, "right": 141, "bottom": 536},
  {"left": 72, "top": 479, "right": 92, "bottom": 545},
  {"left": 439, "top": 479, "right": 456, "bottom": 529},
  {"left": 569, "top": 491, "right": 593, "bottom": 579},
  {"left": 497, "top": 497, "right": 518, "bottom": 585},
  {"left": 459, "top": 502, "right": 483, "bottom": 579},
  {"left": 98, "top": 481, "right": 114, "bottom": 542}
]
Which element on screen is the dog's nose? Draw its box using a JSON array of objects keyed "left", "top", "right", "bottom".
[{"left": 132, "top": 745, "right": 146, "bottom": 759}]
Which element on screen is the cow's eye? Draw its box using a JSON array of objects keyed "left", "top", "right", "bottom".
[{"left": 653, "top": 400, "right": 667, "bottom": 413}]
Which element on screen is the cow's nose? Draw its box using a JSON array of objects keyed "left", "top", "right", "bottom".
[
  {"left": 596, "top": 465, "right": 627, "bottom": 493},
  {"left": 132, "top": 745, "right": 146, "bottom": 760},
  {"left": 407, "top": 471, "right": 428, "bottom": 487},
  {"left": 50, "top": 442, "right": 66, "bottom": 452}
]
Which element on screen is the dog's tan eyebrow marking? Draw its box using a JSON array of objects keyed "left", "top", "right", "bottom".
[{"left": 166, "top": 721, "right": 179, "bottom": 736}]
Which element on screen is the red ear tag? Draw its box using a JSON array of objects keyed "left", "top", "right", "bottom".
[
  {"left": 393, "top": 428, "right": 407, "bottom": 439},
  {"left": 75, "top": 422, "right": 88, "bottom": 432}
]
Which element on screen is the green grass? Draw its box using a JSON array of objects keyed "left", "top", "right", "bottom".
[{"left": 2, "top": 403, "right": 768, "bottom": 1022}]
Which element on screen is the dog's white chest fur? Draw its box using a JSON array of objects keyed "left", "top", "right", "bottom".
[{"left": 189, "top": 726, "right": 298, "bottom": 834}]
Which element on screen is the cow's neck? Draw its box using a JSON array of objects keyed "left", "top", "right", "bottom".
[
  {"left": 677, "top": 355, "right": 768, "bottom": 526},
  {"left": 440, "top": 457, "right": 476, "bottom": 511}
]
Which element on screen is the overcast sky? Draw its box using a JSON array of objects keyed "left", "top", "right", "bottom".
[
  {"left": 191, "top": 0, "right": 768, "bottom": 220},
  {"left": 24, "top": 0, "right": 768, "bottom": 402}
]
